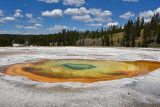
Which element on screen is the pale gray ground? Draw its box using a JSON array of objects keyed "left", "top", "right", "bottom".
[{"left": 0, "top": 47, "right": 160, "bottom": 107}]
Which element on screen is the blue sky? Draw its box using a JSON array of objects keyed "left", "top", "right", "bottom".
[{"left": 0, "top": 0, "right": 160, "bottom": 34}]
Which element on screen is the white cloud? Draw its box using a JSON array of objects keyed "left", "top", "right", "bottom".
[
  {"left": 37, "top": 0, "right": 59, "bottom": 3},
  {"left": 14, "top": 9, "right": 23, "bottom": 18},
  {"left": 3, "top": 17, "right": 15, "bottom": 21},
  {"left": 35, "top": 23, "right": 43, "bottom": 27},
  {"left": 68, "top": 13, "right": 112, "bottom": 23},
  {"left": 0, "top": 31, "right": 7, "bottom": 34},
  {"left": 94, "top": 18, "right": 112, "bottom": 23},
  {"left": 73, "top": 27, "right": 76, "bottom": 30},
  {"left": 72, "top": 15, "right": 94, "bottom": 23},
  {"left": 64, "top": 7, "right": 89, "bottom": 16},
  {"left": 1, "top": 31, "right": 22, "bottom": 34},
  {"left": 0, "top": 10, "right": 4, "bottom": 16},
  {"left": 139, "top": 7, "right": 160, "bottom": 23},
  {"left": 14, "top": 12, "right": 23, "bottom": 18},
  {"left": 37, "top": 17, "right": 44, "bottom": 20},
  {"left": 120, "top": 11, "right": 135, "bottom": 20},
  {"left": 139, "top": 8, "right": 160, "bottom": 18},
  {"left": 122, "top": 0, "right": 139, "bottom": 2},
  {"left": 0, "top": 31, "right": 23, "bottom": 34},
  {"left": 144, "top": 19, "right": 151, "bottom": 23},
  {"left": 26, "top": 13, "right": 33, "bottom": 18},
  {"left": 15, "top": 9, "right": 22, "bottom": 13},
  {"left": 16, "top": 25, "right": 38, "bottom": 30},
  {"left": 42, "top": 9, "right": 63, "bottom": 18},
  {"left": 16, "top": 25, "right": 26, "bottom": 28},
  {"left": 89, "top": 8, "right": 112, "bottom": 18},
  {"left": 23, "top": 26, "right": 38, "bottom": 30},
  {"left": 28, "top": 18, "right": 41, "bottom": 23},
  {"left": 64, "top": 7, "right": 113, "bottom": 23},
  {"left": 154, "top": 8, "right": 160, "bottom": 14},
  {"left": 11, "top": 31, "right": 22, "bottom": 34},
  {"left": 63, "top": 0, "right": 85, "bottom": 7},
  {"left": 26, "top": 14, "right": 43, "bottom": 23},
  {"left": 0, "top": 17, "right": 15, "bottom": 23},
  {"left": 85, "top": 23, "right": 102, "bottom": 27},
  {"left": 139, "top": 10, "right": 154, "bottom": 19},
  {"left": 47, "top": 25, "right": 68, "bottom": 31},
  {"left": 106, "top": 22, "right": 119, "bottom": 27}
]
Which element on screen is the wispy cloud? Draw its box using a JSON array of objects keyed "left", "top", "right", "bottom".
[
  {"left": 37, "top": 0, "right": 59, "bottom": 3},
  {"left": 63, "top": 0, "right": 85, "bottom": 7},
  {"left": 85, "top": 23, "right": 102, "bottom": 27},
  {"left": 122, "top": 0, "right": 139, "bottom": 2},
  {"left": 120, "top": 11, "right": 135, "bottom": 20},
  {"left": 0, "top": 10, "right": 4, "bottom": 16},
  {"left": 47, "top": 25, "right": 68, "bottom": 30},
  {"left": 16, "top": 25, "right": 38, "bottom": 30}
]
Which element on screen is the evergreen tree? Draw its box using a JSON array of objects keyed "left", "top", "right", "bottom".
[
  {"left": 123, "top": 20, "right": 133, "bottom": 47},
  {"left": 150, "top": 14, "right": 158, "bottom": 42},
  {"left": 118, "top": 38, "right": 119, "bottom": 43},
  {"left": 131, "top": 26, "right": 136, "bottom": 47},
  {"left": 101, "top": 27, "right": 104, "bottom": 46},
  {"left": 110, "top": 34, "right": 114, "bottom": 46},
  {"left": 135, "top": 15, "right": 141, "bottom": 37},
  {"left": 141, "top": 17, "right": 144, "bottom": 29},
  {"left": 138, "top": 42, "right": 141, "bottom": 47},
  {"left": 111, "top": 38, "right": 114, "bottom": 46},
  {"left": 105, "top": 34, "right": 110, "bottom": 46},
  {"left": 143, "top": 25, "right": 148, "bottom": 47},
  {"left": 120, "top": 39, "right": 124, "bottom": 46},
  {"left": 0, "top": 37, "right": 12, "bottom": 46},
  {"left": 157, "top": 27, "right": 160, "bottom": 44}
]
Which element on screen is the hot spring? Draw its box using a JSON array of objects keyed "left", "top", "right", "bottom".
[{"left": 2, "top": 59, "right": 160, "bottom": 83}]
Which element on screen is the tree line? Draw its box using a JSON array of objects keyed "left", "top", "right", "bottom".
[
  {"left": 123, "top": 13, "right": 160, "bottom": 47},
  {"left": 0, "top": 26, "right": 123, "bottom": 46},
  {"left": 0, "top": 13, "right": 160, "bottom": 47}
]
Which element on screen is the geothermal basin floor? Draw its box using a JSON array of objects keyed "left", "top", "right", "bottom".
[{"left": 0, "top": 47, "right": 160, "bottom": 107}]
